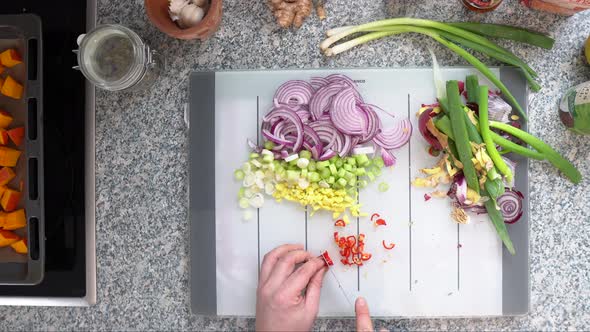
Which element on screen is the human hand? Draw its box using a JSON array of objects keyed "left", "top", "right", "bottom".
[
  {"left": 356, "top": 296, "right": 388, "bottom": 332},
  {"left": 255, "top": 244, "right": 328, "bottom": 332}
]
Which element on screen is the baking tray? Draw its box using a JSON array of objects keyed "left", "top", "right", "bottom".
[
  {"left": 0, "top": 14, "right": 44, "bottom": 285},
  {"left": 189, "top": 67, "right": 529, "bottom": 316}
]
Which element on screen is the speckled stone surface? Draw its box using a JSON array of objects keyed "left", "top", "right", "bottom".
[{"left": 1, "top": 0, "right": 589, "bottom": 331}]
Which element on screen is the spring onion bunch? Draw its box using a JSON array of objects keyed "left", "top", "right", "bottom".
[{"left": 321, "top": 18, "right": 555, "bottom": 121}]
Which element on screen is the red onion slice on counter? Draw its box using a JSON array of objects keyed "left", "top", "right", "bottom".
[
  {"left": 274, "top": 80, "right": 314, "bottom": 106},
  {"left": 330, "top": 88, "right": 366, "bottom": 136},
  {"left": 374, "top": 118, "right": 413, "bottom": 150},
  {"left": 498, "top": 188, "right": 524, "bottom": 224},
  {"left": 309, "top": 83, "right": 344, "bottom": 121},
  {"left": 380, "top": 148, "right": 396, "bottom": 167},
  {"left": 310, "top": 77, "right": 330, "bottom": 90}
]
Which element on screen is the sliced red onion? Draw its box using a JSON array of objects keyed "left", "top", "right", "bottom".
[
  {"left": 498, "top": 188, "right": 524, "bottom": 224},
  {"left": 373, "top": 118, "right": 412, "bottom": 150},
  {"left": 488, "top": 95, "right": 512, "bottom": 123},
  {"left": 453, "top": 201, "right": 487, "bottom": 214},
  {"left": 319, "top": 149, "right": 337, "bottom": 161},
  {"left": 273, "top": 80, "right": 314, "bottom": 106},
  {"left": 358, "top": 105, "right": 381, "bottom": 144},
  {"left": 448, "top": 174, "right": 468, "bottom": 205},
  {"left": 262, "top": 129, "right": 295, "bottom": 147},
  {"left": 330, "top": 89, "right": 366, "bottom": 136},
  {"left": 263, "top": 108, "right": 304, "bottom": 151},
  {"left": 310, "top": 77, "right": 330, "bottom": 90},
  {"left": 418, "top": 107, "right": 443, "bottom": 150},
  {"left": 247, "top": 138, "right": 261, "bottom": 153},
  {"left": 381, "top": 148, "right": 396, "bottom": 167},
  {"left": 280, "top": 150, "right": 290, "bottom": 159},
  {"left": 326, "top": 73, "right": 357, "bottom": 87},
  {"left": 309, "top": 83, "right": 344, "bottom": 121},
  {"left": 338, "top": 134, "right": 352, "bottom": 157}
]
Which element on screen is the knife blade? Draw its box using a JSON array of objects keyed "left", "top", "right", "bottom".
[{"left": 320, "top": 254, "right": 353, "bottom": 308}]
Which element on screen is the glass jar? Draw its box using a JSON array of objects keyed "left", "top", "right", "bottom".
[
  {"left": 75, "top": 24, "right": 164, "bottom": 92},
  {"left": 461, "top": 0, "right": 504, "bottom": 12}
]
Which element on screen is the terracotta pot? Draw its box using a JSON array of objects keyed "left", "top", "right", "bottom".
[{"left": 145, "top": 0, "right": 222, "bottom": 40}]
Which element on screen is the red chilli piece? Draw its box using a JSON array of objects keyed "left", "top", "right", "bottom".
[
  {"left": 321, "top": 251, "right": 334, "bottom": 266},
  {"left": 358, "top": 233, "right": 366, "bottom": 243},
  {"left": 383, "top": 240, "right": 396, "bottom": 250},
  {"left": 338, "top": 237, "right": 347, "bottom": 249},
  {"left": 346, "top": 236, "right": 356, "bottom": 248},
  {"left": 333, "top": 231, "right": 339, "bottom": 243},
  {"left": 352, "top": 256, "right": 363, "bottom": 266},
  {"left": 334, "top": 219, "right": 346, "bottom": 227},
  {"left": 361, "top": 253, "right": 372, "bottom": 261},
  {"left": 370, "top": 213, "right": 380, "bottom": 221},
  {"left": 424, "top": 193, "right": 431, "bottom": 202},
  {"left": 374, "top": 219, "right": 387, "bottom": 226},
  {"left": 340, "top": 247, "right": 351, "bottom": 258}
]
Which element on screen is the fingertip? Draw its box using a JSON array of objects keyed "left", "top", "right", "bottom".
[{"left": 355, "top": 296, "right": 368, "bottom": 312}]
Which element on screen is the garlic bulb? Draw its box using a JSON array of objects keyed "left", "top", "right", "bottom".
[
  {"left": 178, "top": 4, "right": 205, "bottom": 28},
  {"left": 191, "top": 0, "right": 207, "bottom": 7},
  {"left": 168, "top": 0, "right": 189, "bottom": 21}
]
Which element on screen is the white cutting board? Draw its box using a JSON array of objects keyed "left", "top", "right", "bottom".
[{"left": 189, "top": 67, "right": 529, "bottom": 317}]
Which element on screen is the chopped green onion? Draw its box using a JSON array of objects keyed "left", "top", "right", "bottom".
[
  {"left": 308, "top": 171, "right": 320, "bottom": 182},
  {"left": 317, "top": 161, "right": 330, "bottom": 170},
  {"left": 329, "top": 164, "right": 337, "bottom": 175},
  {"left": 337, "top": 168, "right": 346, "bottom": 178},
  {"left": 301, "top": 169, "right": 308, "bottom": 178},
  {"left": 337, "top": 178, "right": 348, "bottom": 187},
  {"left": 335, "top": 159, "right": 344, "bottom": 168},
  {"left": 299, "top": 150, "right": 312, "bottom": 159},
  {"left": 287, "top": 170, "right": 300, "bottom": 181},
  {"left": 327, "top": 176, "right": 335, "bottom": 184},
  {"left": 308, "top": 161, "right": 317, "bottom": 171},
  {"left": 320, "top": 168, "right": 331, "bottom": 179},
  {"left": 297, "top": 158, "right": 310, "bottom": 169},
  {"left": 262, "top": 154, "right": 274, "bottom": 163},
  {"left": 264, "top": 141, "right": 275, "bottom": 150},
  {"left": 373, "top": 157, "right": 385, "bottom": 168},
  {"left": 367, "top": 172, "right": 375, "bottom": 182},
  {"left": 343, "top": 164, "right": 352, "bottom": 171},
  {"left": 355, "top": 168, "right": 366, "bottom": 176},
  {"left": 239, "top": 198, "right": 250, "bottom": 209},
  {"left": 249, "top": 153, "right": 259, "bottom": 159},
  {"left": 355, "top": 154, "right": 369, "bottom": 166},
  {"left": 234, "top": 170, "right": 245, "bottom": 180},
  {"left": 378, "top": 182, "right": 390, "bottom": 192}
]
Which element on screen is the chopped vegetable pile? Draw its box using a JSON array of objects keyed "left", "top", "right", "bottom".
[
  {"left": 413, "top": 69, "right": 581, "bottom": 255},
  {"left": 235, "top": 74, "right": 412, "bottom": 218},
  {"left": 0, "top": 48, "right": 27, "bottom": 255}
]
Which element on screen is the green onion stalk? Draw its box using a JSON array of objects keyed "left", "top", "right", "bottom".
[{"left": 321, "top": 18, "right": 553, "bottom": 120}]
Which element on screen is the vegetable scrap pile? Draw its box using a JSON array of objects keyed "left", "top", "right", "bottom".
[
  {"left": 413, "top": 72, "right": 581, "bottom": 255},
  {"left": 0, "top": 48, "right": 27, "bottom": 255},
  {"left": 0, "top": 49, "right": 24, "bottom": 100},
  {"left": 234, "top": 74, "right": 412, "bottom": 220},
  {"left": 321, "top": 18, "right": 556, "bottom": 120}
]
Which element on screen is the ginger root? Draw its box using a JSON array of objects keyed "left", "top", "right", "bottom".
[{"left": 268, "top": 0, "right": 312, "bottom": 29}]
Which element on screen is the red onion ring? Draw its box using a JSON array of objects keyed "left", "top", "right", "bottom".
[
  {"left": 309, "top": 83, "right": 344, "bottom": 121},
  {"left": 498, "top": 188, "right": 524, "bottom": 224},
  {"left": 273, "top": 80, "right": 314, "bottom": 106},
  {"left": 374, "top": 118, "right": 413, "bottom": 150},
  {"left": 330, "top": 88, "right": 366, "bottom": 136}
]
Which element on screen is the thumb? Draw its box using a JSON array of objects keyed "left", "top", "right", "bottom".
[{"left": 355, "top": 297, "right": 373, "bottom": 332}]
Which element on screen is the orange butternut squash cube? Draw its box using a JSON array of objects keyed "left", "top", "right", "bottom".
[
  {"left": 0, "top": 230, "right": 19, "bottom": 247},
  {"left": 1, "top": 188, "right": 21, "bottom": 212},
  {"left": 0, "top": 129, "right": 8, "bottom": 145},
  {"left": 0, "top": 147, "right": 20, "bottom": 167},
  {"left": 10, "top": 238, "right": 27, "bottom": 254},
  {"left": 0, "top": 111, "right": 13, "bottom": 129},
  {"left": 0, "top": 49, "right": 23, "bottom": 68},
  {"left": 0, "top": 76, "right": 23, "bottom": 100},
  {"left": 0, "top": 167, "right": 15, "bottom": 186},
  {"left": 0, "top": 186, "right": 7, "bottom": 199},
  {"left": 7, "top": 127, "right": 24, "bottom": 146},
  {"left": 3, "top": 209, "right": 25, "bottom": 230}
]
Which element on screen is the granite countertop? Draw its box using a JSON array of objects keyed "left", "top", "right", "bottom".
[{"left": 1, "top": 0, "right": 589, "bottom": 330}]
